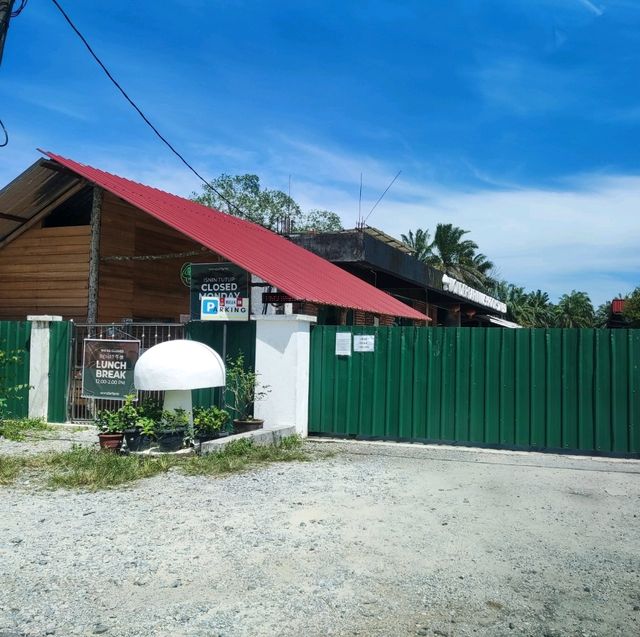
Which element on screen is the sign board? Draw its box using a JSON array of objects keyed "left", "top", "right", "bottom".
[
  {"left": 81, "top": 339, "right": 140, "bottom": 400},
  {"left": 354, "top": 335, "right": 375, "bottom": 352},
  {"left": 190, "top": 262, "right": 250, "bottom": 321},
  {"left": 262, "top": 292, "right": 296, "bottom": 304},
  {"left": 335, "top": 332, "right": 352, "bottom": 356}
]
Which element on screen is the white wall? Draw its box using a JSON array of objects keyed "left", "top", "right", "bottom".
[
  {"left": 26, "top": 315, "right": 62, "bottom": 420},
  {"left": 252, "top": 315, "right": 315, "bottom": 436}
]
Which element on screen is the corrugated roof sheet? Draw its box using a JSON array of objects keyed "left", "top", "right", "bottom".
[{"left": 43, "top": 152, "right": 427, "bottom": 320}]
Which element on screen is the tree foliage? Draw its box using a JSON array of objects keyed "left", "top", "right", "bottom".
[
  {"left": 402, "top": 223, "right": 494, "bottom": 290},
  {"left": 193, "top": 174, "right": 343, "bottom": 232},
  {"left": 623, "top": 287, "right": 640, "bottom": 325}
]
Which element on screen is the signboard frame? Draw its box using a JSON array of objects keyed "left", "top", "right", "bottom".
[
  {"left": 81, "top": 338, "right": 141, "bottom": 400},
  {"left": 189, "top": 262, "right": 250, "bottom": 321}
]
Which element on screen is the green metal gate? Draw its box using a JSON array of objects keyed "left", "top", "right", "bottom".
[
  {"left": 0, "top": 320, "right": 31, "bottom": 419},
  {"left": 186, "top": 320, "right": 256, "bottom": 409},
  {"left": 309, "top": 326, "right": 640, "bottom": 456}
]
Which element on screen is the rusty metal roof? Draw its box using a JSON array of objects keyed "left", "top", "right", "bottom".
[
  {"left": 0, "top": 158, "right": 84, "bottom": 245},
  {"left": 40, "top": 152, "right": 427, "bottom": 320}
]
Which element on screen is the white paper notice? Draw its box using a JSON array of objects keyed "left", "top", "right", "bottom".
[
  {"left": 335, "top": 332, "right": 352, "bottom": 356},
  {"left": 353, "top": 335, "right": 375, "bottom": 352}
]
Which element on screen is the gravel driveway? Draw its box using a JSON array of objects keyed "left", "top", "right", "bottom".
[{"left": 1, "top": 436, "right": 639, "bottom": 637}]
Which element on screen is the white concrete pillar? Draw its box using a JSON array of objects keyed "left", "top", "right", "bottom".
[
  {"left": 252, "top": 314, "right": 316, "bottom": 437},
  {"left": 26, "top": 315, "right": 62, "bottom": 420}
]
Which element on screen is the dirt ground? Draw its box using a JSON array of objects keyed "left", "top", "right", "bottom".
[{"left": 1, "top": 435, "right": 639, "bottom": 637}]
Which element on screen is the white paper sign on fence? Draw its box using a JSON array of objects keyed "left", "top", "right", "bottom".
[
  {"left": 335, "top": 332, "right": 352, "bottom": 356},
  {"left": 354, "top": 335, "right": 375, "bottom": 352}
]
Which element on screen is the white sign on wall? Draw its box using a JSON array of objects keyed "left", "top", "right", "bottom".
[{"left": 354, "top": 335, "right": 375, "bottom": 352}]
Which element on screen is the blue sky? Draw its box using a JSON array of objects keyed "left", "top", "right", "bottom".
[{"left": 1, "top": 0, "right": 639, "bottom": 305}]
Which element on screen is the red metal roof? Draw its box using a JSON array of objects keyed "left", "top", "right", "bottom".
[{"left": 44, "top": 152, "right": 427, "bottom": 321}]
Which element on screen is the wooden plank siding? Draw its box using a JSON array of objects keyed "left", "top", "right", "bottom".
[
  {"left": 97, "top": 193, "right": 221, "bottom": 322},
  {"left": 0, "top": 225, "right": 91, "bottom": 320},
  {"left": 0, "top": 191, "right": 224, "bottom": 322}
]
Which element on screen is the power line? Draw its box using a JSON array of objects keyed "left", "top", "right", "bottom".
[
  {"left": 49, "top": 0, "right": 249, "bottom": 219},
  {"left": 363, "top": 170, "right": 401, "bottom": 223}
]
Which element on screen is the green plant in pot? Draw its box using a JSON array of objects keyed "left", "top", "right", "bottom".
[
  {"left": 156, "top": 408, "right": 189, "bottom": 452},
  {"left": 94, "top": 409, "right": 125, "bottom": 451},
  {"left": 193, "top": 405, "right": 230, "bottom": 443},
  {"left": 123, "top": 397, "right": 160, "bottom": 452},
  {"left": 226, "top": 353, "right": 271, "bottom": 433}
]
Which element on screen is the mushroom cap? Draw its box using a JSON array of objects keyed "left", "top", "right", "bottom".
[{"left": 134, "top": 340, "right": 225, "bottom": 391}]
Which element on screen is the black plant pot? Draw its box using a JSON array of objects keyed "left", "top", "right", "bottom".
[
  {"left": 233, "top": 419, "right": 264, "bottom": 434},
  {"left": 124, "top": 430, "right": 153, "bottom": 452},
  {"left": 157, "top": 428, "right": 187, "bottom": 452}
]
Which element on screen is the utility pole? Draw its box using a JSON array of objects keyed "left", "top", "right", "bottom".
[{"left": 0, "top": 0, "right": 16, "bottom": 65}]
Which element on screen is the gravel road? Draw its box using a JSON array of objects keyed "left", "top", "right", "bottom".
[{"left": 1, "top": 435, "right": 639, "bottom": 637}]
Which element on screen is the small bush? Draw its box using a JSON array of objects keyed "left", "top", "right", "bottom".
[{"left": 0, "top": 417, "right": 50, "bottom": 441}]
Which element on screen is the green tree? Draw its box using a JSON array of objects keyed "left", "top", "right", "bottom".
[
  {"left": 402, "top": 223, "right": 494, "bottom": 289},
  {"left": 490, "top": 281, "right": 553, "bottom": 327},
  {"left": 193, "top": 174, "right": 343, "bottom": 232},
  {"left": 554, "top": 291, "right": 595, "bottom": 327},
  {"left": 623, "top": 287, "right": 640, "bottom": 326},
  {"left": 400, "top": 228, "right": 434, "bottom": 263}
]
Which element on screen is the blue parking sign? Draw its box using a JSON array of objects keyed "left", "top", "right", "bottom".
[{"left": 200, "top": 296, "right": 220, "bottom": 319}]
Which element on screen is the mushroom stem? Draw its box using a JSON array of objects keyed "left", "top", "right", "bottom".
[{"left": 163, "top": 390, "right": 193, "bottom": 425}]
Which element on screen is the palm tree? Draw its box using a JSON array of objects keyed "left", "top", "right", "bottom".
[
  {"left": 400, "top": 228, "right": 434, "bottom": 263},
  {"left": 554, "top": 291, "right": 595, "bottom": 327}
]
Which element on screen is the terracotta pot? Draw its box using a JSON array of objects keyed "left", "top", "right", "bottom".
[
  {"left": 98, "top": 432, "right": 124, "bottom": 451},
  {"left": 233, "top": 419, "right": 264, "bottom": 434}
]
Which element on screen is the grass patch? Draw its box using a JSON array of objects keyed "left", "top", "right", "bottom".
[
  {"left": 0, "top": 455, "right": 26, "bottom": 485},
  {"left": 0, "top": 435, "right": 310, "bottom": 490},
  {"left": 44, "top": 446, "right": 177, "bottom": 490},
  {"left": 0, "top": 417, "right": 51, "bottom": 441}
]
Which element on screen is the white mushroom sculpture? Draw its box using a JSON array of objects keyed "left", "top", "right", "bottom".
[{"left": 134, "top": 340, "right": 225, "bottom": 422}]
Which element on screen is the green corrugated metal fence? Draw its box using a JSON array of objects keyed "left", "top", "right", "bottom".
[
  {"left": 0, "top": 321, "right": 31, "bottom": 419},
  {"left": 309, "top": 326, "right": 640, "bottom": 456},
  {"left": 186, "top": 321, "right": 256, "bottom": 409},
  {"left": 48, "top": 320, "right": 72, "bottom": 423}
]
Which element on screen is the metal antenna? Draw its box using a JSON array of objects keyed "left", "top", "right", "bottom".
[
  {"left": 357, "top": 172, "right": 363, "bottom": 227},
  {"left": 363, "top": 170, "right": 402, "bottom": 224}
]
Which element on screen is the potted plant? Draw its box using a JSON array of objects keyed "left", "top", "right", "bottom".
[
  {"left": 156, "top": 408, "right": 189, "bottom": 452},
  {"left": 95, "top": 409, "right": 125, "bottom": 451},
  {"left": 226, "top": 353, "right": 271, "bottom": 433},
  {"left": 123, "top": 397, "right": 161, "bottom": 452},
  {"left": 193, "top": 405, "right": 230, "bottom": 443}
]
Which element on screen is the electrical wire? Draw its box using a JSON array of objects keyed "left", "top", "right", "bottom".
[
  {"left": 11, "top": 0, "right": 28, "bottom": 17},
  {"left": 0, "top": 118, "right": 7, "bottom": 147},
  {"left": 49, "top": 0, "right": 249, "bottom": 219}
]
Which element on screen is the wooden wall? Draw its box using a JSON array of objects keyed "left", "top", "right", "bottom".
[
  {"left": 0, "top": 225, "right": 90, "bottom": 321},
  {"left": 98, "top": 192, "right": 221, "bottom": 322}
]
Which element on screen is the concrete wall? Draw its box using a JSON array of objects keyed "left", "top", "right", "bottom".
[{"left": 252, "top": 315, "right": 315, "bottom": 436}]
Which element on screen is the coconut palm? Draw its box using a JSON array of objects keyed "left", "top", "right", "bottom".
[
  {"left": 400, "top": 228, "right": 434, "bottom": 263},
  {"left": 554, "top": 291, "right": 595, "bottom": 328},
  {"left": 402, "top": 223, "right": 494, "bottom": 289}
]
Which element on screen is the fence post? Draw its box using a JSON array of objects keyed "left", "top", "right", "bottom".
[
  {"left": 252, "top": 315, "right": 316, "bottom": 436},
  {"left": 26, "top": 315, "right": 62, "bottom": 420}
]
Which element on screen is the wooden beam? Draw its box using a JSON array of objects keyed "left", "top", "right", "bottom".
[
  {"left": 0, "top": 212, "right": 25, "bottom": 223},
  {"left": 86, "top": 186, "right": 102, "bottom": 324},
  {"left": 0, "top": 180, "right": 85, "bottom": 249},
  {"left": 101, "top": 248, "right": 213, "bottom": 262}
]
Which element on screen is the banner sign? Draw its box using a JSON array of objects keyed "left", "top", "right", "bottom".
[
  {"left": 81, "top": 339, "right": 140, "bottom": 400},
  {"left": 190, "top": 262, "right": 250, "bottom": 321}
]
